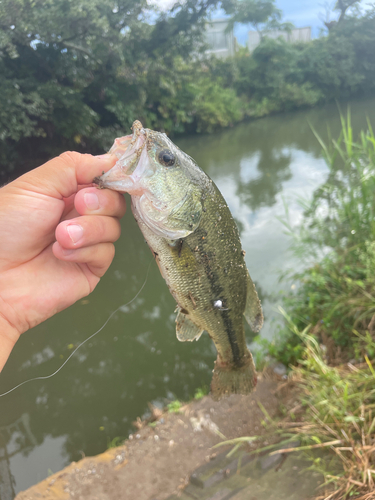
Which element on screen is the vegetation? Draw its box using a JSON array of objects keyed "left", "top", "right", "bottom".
[
  {"left": 194, "top": 386, "right": 209, "bottom": 400},
  {"left": 217, "top": 322, "right": 375, "bottom": 499},
  {"left": 1, "top": 0, "right": 375, "bottom": 177},
  {"left": 284, "top": 323, "right": 375, "bottom": 500},
  {"left": 211, "top": 9, "right": 375, "bottom": 119},
  {"left": 167, "top": 400, "right": 183, "bottom": 413}
]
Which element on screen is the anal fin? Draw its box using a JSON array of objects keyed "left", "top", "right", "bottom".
[
  {"left": 176, "top": 308, "right": 203, "bottom": 342},
  {"left": 244, "top": 273, "right": 264, "bottom": 333}
]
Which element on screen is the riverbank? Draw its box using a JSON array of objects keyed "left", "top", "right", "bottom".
[{"left": 14, "top": 373, "right": 322, "bottom": 500}]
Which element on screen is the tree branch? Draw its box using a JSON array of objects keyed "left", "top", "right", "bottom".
[{"left": 60, "top": 41, "right": 100, "bottom": 63}]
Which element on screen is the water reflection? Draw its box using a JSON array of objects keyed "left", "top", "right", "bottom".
[
  {"left": 1, "top": 97, "right": 375, "bottom": 495},
  {"left": 237, "top": 148, "right": 292, "bottom": 209}
]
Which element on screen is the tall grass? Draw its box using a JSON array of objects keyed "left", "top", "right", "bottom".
[{"left": 280, "top": 313, "right": 375, "bottom": 500}]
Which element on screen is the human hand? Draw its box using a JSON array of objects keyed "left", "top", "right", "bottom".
[{"left": 0, "top": 151, "right": 125, "bottom": 371}]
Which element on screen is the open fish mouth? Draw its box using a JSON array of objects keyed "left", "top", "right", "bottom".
[{"left": 93, "top": 120, "right": 147, "bottom": 193}]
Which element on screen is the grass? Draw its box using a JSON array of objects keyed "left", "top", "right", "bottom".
[
  {"left": 280, "top": 313, "right": 375, "bottom": 500},
  {"left": 167, "top": 400, "right": 183, "bottom": 413},
  {"left": 107, "top": 436, "right": 124, "bottom": 449},
  {"left": 193, "top": 386, "right": 209, "bottom": 400}
]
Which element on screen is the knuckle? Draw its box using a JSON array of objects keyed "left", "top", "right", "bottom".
[
  {"left": 58, "top": 151, "right": 81, "bottom": 166},
  {"left": 112, "top": 219, "right": 122, "bottom": 241},
  {"left": 107, "top": 243, "right": 116, "bottom": 262}
]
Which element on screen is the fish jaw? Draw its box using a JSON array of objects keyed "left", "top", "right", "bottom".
[
  {"left": 109, "top": 135, "right": 133, "bottom": 159},
  {"left": 93, "top": 123, "right": 148, "bottom": 194},
  {"left": 95, "top": 161, "right": 137, "bottom": 192}
]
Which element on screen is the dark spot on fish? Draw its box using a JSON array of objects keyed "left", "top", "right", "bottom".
[
  {"left": 181, "top": 308, "right": 189, "bottom": 315},
  {"left": 153, "top": 251, "right": 158, "bottom": 258}
]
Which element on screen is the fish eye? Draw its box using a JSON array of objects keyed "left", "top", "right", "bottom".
[{"left": 158, "top": 149, "right": 176, "bottom": 167}]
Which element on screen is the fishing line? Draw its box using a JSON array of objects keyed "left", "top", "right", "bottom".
[{"left": 0, "top": 260, "right": 152, "bottom": 398}]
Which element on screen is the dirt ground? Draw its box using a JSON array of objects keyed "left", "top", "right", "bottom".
[{"left": 15, "top": 373, "right": 295, "bottom": 500}]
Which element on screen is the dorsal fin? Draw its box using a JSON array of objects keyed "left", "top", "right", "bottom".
[{"left": 176, "top": 308, "right": 204, "bottom": 342}]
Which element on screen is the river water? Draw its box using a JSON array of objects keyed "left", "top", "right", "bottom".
[{"left": 1, "top": 98, "right": 375, "bottom": 496}]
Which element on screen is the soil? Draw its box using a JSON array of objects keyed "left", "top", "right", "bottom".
[{"left": 15, "top": 372, "right": 297, "bottom": 500}]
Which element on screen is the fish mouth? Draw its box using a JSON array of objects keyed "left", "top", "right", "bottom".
[{"left": 93, "top": 120, "right": 147, "bottom": 193}]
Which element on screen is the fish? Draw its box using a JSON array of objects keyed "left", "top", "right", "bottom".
[{"left": 93, "top": 120, "right": 263, "bottom": 400}]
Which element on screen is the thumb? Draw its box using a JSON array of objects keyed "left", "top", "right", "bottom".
[{"left": 13, "top": 151, "right": 117, "bottom": 200}]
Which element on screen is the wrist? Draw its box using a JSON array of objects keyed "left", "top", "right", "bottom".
[{"left": 0, "top": 314, "right": 20, "bottom": 372}]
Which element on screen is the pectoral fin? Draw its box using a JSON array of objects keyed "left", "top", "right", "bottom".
[
  {"left": 176, "top": 308, "right": 204, "bottom": 342},
  {"left": 244, "top": 273, "right": 264, "bottom": 333}
]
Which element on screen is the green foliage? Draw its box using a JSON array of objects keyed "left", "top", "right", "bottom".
[
  {"left": 300, "top": 13, "right": 375, "bottom": 99},
  {"left": 189, "top": 77, "right": 243, "bottom": 133},
  {"left": 194, "top": 386, "right": 209, "bottom": 399},
  {"left": 210, "top": 10, "right": 375, "bottom": 118},
  {"left": 224, "top": 0, "right": 288, "bottom": 34},
  {"left": 287, "top": 322, "right": 375, "bottom": 499},
  {"left": 107, "top": 436, "right": 124, "bottom": 449},
  {"left": 216, "top": 318, "right": 375, "bottom": 498},
  {"left": 0, "top": 0, "right": 221, "bottom": 173},
  {"left": 167, "top": 400, "right": 183, "bottom": 413}
]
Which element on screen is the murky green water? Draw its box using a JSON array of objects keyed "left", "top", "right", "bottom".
[{"left": 1, "top": 98, "right": 375, "bottom": 496}]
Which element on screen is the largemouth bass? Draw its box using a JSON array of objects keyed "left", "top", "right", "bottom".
[{"left": 94, "top": 121, "right": 263, "bottom": 399}]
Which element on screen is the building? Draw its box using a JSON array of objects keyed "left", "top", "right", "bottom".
[
  {"left": 248, "top": 27, "right": 311, "bottom": 52},
  {"left": 205, "top": 19, "right": 236, "bottom": 59}
]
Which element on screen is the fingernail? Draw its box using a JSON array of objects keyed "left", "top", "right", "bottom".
[
  {"left": 84, "top": 192, "right": 100, "bottom": 210},
  {"left": 67, "top": 224, "right": 83, "bottom": 244}
]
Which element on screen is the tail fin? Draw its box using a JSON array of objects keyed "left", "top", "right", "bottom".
[{"left": 210, "top": 354, "right": 257, "bottom": 401}]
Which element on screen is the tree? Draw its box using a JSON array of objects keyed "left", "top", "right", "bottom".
[
  {"left": 223, "top": 0, "right": 292, "bottom": 37},
  {"left": 321, "top": 0, "right": 363, "bottom": 31},
  {"left": 0, "top": 0, "right": 241, "bottom": 176}
]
